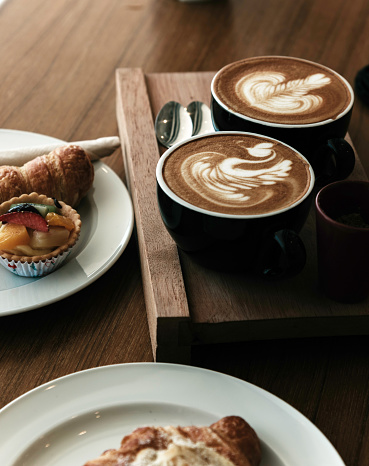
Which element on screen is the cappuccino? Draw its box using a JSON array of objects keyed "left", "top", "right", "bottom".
[
  {"left": 212, "top": 56, "right": 353, "bottom": 126},
  {"left": 160, "top": 133, "right": 312, "bottom": 216}
]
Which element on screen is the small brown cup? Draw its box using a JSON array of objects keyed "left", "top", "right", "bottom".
[{"left": 315, "top": 180, "right": 369, "bottom": 302}]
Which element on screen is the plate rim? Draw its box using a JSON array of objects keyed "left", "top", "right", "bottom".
[
  {"left": 0, "top": 129, "right": 134, "bottom": 316},
  {"left": 0, "top": 362, "right": 345, "bottom": 466}
]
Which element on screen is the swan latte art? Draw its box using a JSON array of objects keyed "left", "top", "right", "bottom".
[
  {"left": 212, "top": 56, "right": 353, "bottom": 126},
  {"left": 162, "top": 133, "right": 312, "bottom": 216}
]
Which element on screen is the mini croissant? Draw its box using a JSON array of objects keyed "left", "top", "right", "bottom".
[
  {"left": 83, "top": 416, "right": 262, "bottom": 466},
  {"left": 0, "top": 145, "right": 94, "bottom": 207}
]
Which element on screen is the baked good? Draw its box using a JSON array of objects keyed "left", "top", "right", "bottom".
[
  {"left": 0, "top": 145, "right": 94, "bottom": 207},
  {"left": 0, "top": 192, "right": 81, "bottom": 277},
  {"left": 83, "top": 416, "right": 261, "bottom": 466}
]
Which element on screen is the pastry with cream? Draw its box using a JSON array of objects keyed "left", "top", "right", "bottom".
[{"left": 83, "top": 416, "right": 261, "bottom": 466}]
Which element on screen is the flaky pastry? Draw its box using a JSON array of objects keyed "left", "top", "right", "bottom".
[
  {"left": 83, "top": 416, "right": 261, "bottom": 466},
  {"left": 0, "top": 145, "right": 94, "bottom": 207}
]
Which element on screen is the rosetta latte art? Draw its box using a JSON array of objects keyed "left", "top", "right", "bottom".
[
  {"left": 236, "top": 71, "right": 331, "bottom": 115},
  {"left": 181, "top": 142, "right": 292, "bottom": 208}
]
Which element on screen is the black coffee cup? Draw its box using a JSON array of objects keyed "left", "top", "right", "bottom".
[
  {"left": 211, "top": 56, "right": 355, "bottom": 186},
  {"left": 156, "top": 132, "right": 315, "bottom": 279}
]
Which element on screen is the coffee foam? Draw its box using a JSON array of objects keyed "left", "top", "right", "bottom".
[
  {"left": 212, "top": 57, "right": 352, "bottom": 125},
  {"left": 162, "top": 133, "right": 312, "bottom": 216}
]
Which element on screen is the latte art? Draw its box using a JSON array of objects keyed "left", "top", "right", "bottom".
[
  {"left": 181, "top": 143, "right": 292, "bottom": 207},
  {"left": 212, "top": 56, "right": 353, "bottom": 125},
  {"left": 237, "top": 72, "right": 331, "bottom": 116},
  {"left": 162, "top": 134, "right": 312, "bottom": 216}
]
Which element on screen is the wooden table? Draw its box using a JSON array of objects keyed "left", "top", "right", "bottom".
[{"left": 1, "top": 0, "right": 369, "bottom": 464}]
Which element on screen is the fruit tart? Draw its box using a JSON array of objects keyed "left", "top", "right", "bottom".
[{"left": 0, "top": 192, "right": 81, "bottom": 277}]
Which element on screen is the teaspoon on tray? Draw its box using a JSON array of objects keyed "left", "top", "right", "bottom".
[
  {"left": 186, "top": 101, "right": 214, "bottom": 137},
  {"left": 155, "top": 100, "right": 214, "bottom": 149}
]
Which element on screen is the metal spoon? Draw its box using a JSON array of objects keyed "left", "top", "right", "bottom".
[
  {"left": 155, "top": 101, "right": 193, "bottom": 148},
  {"left": 186, "top": 101, "right": 214, "bottom": 137}
]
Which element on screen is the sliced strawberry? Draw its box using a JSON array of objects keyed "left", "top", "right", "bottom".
[{"left": 0, "top": 212, "right": 48, "bottom": 232}]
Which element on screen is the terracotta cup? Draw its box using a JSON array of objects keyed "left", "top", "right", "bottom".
[{"left": 315, "top": 180, "right": 369, "bottom": 302}]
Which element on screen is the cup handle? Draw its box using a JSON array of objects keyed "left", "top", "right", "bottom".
[
  {"left": 313, "top": 138, "right": 355, "bottom": 186},
  {"left": 256, "top": 229, "right": 306, "bottom": 279}
]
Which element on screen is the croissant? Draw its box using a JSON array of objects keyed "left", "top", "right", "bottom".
[
  {"left": 83, "top": 416, "right": 262, "bottom": 466},
  {"left": 0, "top": 145, "right": 94, "bottom": 207}
]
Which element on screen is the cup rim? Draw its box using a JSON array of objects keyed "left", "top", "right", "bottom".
[
  {"left": 211, "top": 55, "right": 354, "bottom": 129},
  {"left": 156, "top": 131, "right": 315, "bottom": 219},
  {"left": 315, "top": 180, "right": 369, "bottom": 230}
]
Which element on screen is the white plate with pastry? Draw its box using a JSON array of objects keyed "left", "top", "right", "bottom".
[
  {"left": 0, "top": 363, "right": 344, "bottom": 466},
  {"left": 0, "top": 129, "right": 134, "bottom": 316}
]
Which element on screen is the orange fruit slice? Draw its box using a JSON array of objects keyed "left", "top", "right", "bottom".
[
  {"left": 0, "top": 223, "right": 31, "bottom": 250},
  {"left": 45, "top": 213, "right": 75, "bottom": 231}
]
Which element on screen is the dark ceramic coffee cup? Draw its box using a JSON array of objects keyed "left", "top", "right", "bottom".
[
  {"left": 316, "top": 180, "right": 369, "bottom": 302},
  {"left": 156, "top": 132, "right": 315, "bottom": 278},
  {"left": 211, "top": 56, "right": 355, "bottom": 186}
]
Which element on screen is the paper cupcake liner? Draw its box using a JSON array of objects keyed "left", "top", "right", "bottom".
[
  {"left": 0, "top": 248, "right": 72, "bottom": 277},
  {"left": 0, "top": 192, "right": 81, "bottom": 278}
]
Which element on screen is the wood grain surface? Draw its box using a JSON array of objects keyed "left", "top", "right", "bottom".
[
  {"left": 116, "top": 68, "right": 191, "bottom": 362},
  {"left": 118, "top": 68, "right": 369, "bottom": 363},
  {"left": 0, "top": 0, "right": 369, "bottom": 465}
]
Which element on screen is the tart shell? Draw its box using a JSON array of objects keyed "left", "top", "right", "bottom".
[{"left": 0, "top": 192, "right": 81, "bottom": 277}]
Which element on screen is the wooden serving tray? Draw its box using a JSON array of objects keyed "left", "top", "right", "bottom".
[{"left": 116, "top": 69, "right": 369, "bottom": 364}]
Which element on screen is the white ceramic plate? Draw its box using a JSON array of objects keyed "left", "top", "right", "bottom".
[
  {"left": 0, "top": 363, "right": 344, "bottom": 465},
  {"left": 0, "top": 129, "right": 134, "bottom": 316}
]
